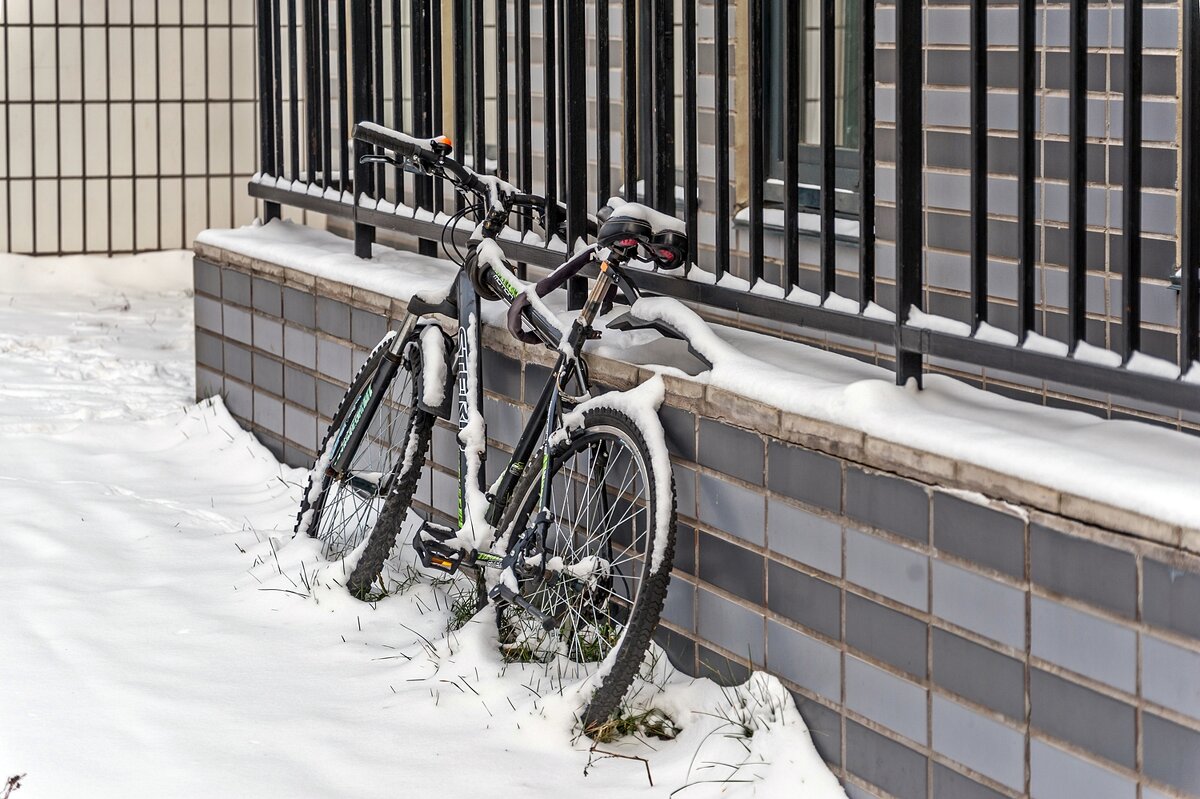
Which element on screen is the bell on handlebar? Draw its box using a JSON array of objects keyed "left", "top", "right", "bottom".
[{"left": 431, "top": 135, "right": 453, "bottom": 157}]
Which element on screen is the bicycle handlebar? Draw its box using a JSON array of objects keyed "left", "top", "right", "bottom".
[{"left": 353, "top": 122, "right": 530, "bottom": 215}]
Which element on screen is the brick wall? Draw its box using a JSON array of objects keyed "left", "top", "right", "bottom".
[{"left": 194, "top": 245, "right": 1200, "bottom": 799}]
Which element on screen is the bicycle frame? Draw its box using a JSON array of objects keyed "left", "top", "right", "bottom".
[{"left": 451, "top": 244, "right": 605, "bottom": 557}]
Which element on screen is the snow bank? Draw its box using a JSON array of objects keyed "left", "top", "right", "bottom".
[{"left": 0, "top": 249, "right": 193, "bottom": 294}]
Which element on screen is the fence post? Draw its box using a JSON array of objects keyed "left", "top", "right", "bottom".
[
  {"left": 564, "top": 0, "right": 588, "bottom": 308},
  {"left": 893, "top": 0, "right": 923, "bottom": 386},
  {"left": 351, "top": 0, "right": 376, "bottom": 258},
  {"left": 256, "top": 0, "right": 281, "bottom": 222}
]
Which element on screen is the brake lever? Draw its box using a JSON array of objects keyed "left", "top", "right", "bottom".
[{"left": 358, "top": 153, "right": 396, "bottom": 166}]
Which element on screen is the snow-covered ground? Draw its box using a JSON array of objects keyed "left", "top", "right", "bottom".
[{"left": 0, "top": 253, "right": 844, "bottom": 798}]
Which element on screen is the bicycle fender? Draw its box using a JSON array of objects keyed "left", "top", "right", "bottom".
[{"left": 605, "top": 311, "right": 714, "bottom": 370}]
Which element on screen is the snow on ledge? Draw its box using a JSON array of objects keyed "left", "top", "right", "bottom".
[
  {"left": 197, "top": 220, "right": 1200, "bottom": 533},
  {"left": 197, "top": 219, "right": 460, "bottom": 303}
]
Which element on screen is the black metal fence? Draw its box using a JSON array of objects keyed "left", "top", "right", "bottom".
[{"left": 250, "top": 0, "right": 1200, "bottom": 414}]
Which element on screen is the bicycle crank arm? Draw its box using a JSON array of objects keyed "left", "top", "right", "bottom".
[
  {"left": 470, "top": 551, "right": 505, "bottom": 569},
  {"left": 489, "top": 582, "right": 559, "bottom": 631}
]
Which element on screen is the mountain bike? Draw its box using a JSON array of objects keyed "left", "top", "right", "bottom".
[{"left": 293, "top": 121, "right": 699, "bottom": 732}]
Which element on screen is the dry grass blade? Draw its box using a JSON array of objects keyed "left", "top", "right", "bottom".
[{"left": 585, "top": 744, "right": 654, "bottom": 787}]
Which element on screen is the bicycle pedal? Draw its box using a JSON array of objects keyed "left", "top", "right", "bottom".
[
  {"left": 412, "top": 531, "right": 464, "bottom": 574},
  {"left": 417, "top": 518, "right": 456, "bottom": 542}
]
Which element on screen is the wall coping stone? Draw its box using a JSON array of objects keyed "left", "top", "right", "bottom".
[{"left": 194, "top": 242, "right": 1198, "bottom": 555}]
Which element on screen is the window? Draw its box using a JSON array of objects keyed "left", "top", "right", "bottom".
[{"left": 762, "top": 0, "right": 861, "bottom": 198}]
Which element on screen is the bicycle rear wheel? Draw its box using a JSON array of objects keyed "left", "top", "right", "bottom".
[
  {"left": 294, "top": 329, "right": 436, "bottom": 598},
  {"left": 494, "top": 406, "right": 676, "bottom": 734}
]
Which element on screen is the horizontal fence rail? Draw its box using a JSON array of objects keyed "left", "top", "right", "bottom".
[{"left": 249, "top": 0, "right": 1200, "bottom": 415}]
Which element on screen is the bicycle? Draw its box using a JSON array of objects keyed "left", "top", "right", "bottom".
[{"left": 293, "top": 121, "right": 697, "bottom": 732}]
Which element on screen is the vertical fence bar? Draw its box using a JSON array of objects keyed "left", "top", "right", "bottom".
[
  {"left": 650, "top": 0, "right": 675, "bottom": 212},
  {"left": 558, "top": 0, "right": 568, "bottom": 198},
  {"left": 352, "top": 0, "right": 375, "bottom": 256},
  {"left": 714, "top": 0, "right": 729, "bottom": 281},
  {"left": 682, "top": 0, "right": 698, "bottom": 269},
  {"left": 56, "top": 0, "right": 65, "bottom": 251},
  {"left": 748, "top": 0, "right": 764, "bottom": 285},
  {"left": 894, "top": 0, "right": 923, "bottom": 385},
  {"left": 392, "top": 0, "right": 406, "bottom": 204},
  {"left": 516, "top": 0, "right": 532, "bottom": 274},
  {"left": 257, "top": 0, "right": 282, "bottom": 219},
  {"left": 287, "top": 0, "right": 300, "bottom": 178},
  {"left": 544, "top": 0, "right": 560, "bottom": 235},
  {"left": 273, "top": 0, "right": 285, "bottom": 176},
  {"left": 819, "top": 0, "right": 835, "bottom": 298},
  {"left": 859, "top": 0, "right": 876, "bottom": 307},
  {"left": 1121, "top": 0, "right": 1142, "bottom": 360},
  {"left": 320, "top": 0, "right": 333, "bottom": 187},
  {"left": 564, "top": 0, "right": 588, "bottom": 307},
  {"left": 473, "top": 0, "right": 486, "bottom": 170},
  {"left": 373, "top": 0, "right": 385, "bottom": 192},
  {"left": 784, "top": 0, "right": 801, "bottom": 289},
  {"left": 596, "top": 0, "right": 611, "bottom": 205},
  {"left": 453, "top": 0, "right": 469, "bottom": 210},
  {"left": 431, "top": 0, "right": 445, "bottom": 212},
  {"left": 1183, "top": 0, "right": 1200, "bottom": 371},
  {"left": 1067, "top": 0, "right": 1087, "bottom": 348},
  {"left": 1017, "top": 0, "right": 1035, "bottom": 339},
  {"left": 496, "top": 0, "right": 509, "bottom": 179},
  {"left": 969, "top": 0, "right": 988, "bottom": 330},
  {"left": 336, "top": 0, "right": 351, "bottom": 194},
  {"left": 3, "top": 5, "right": 10, "bottom": 251},
  {"left": 623, "top": 0, "right": 637, "bottom": 202},
  {"left": 412, "top": 0, "right": 437, "bottom": 255},
  {"left": 304, "top": 0, "right": 321, "bottom": 183},
  {"left": 516, "top": 0, "right": 531, "bottom": 189}
]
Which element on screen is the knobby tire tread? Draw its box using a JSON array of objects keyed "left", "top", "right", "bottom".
[{"left": 345, "top": 415, "right": 434, "bottom": 597}]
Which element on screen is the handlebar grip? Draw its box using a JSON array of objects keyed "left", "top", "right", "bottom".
[{"left": 353, "top": 121, "right": 429, "bottom": 160}]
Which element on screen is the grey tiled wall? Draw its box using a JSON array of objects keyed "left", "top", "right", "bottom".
[{"left": 195, "top": 252, "right": 1200, "bottom": 799}]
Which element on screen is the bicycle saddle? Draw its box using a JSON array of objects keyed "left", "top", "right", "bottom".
[{"left": 597, "top": 202, "right": 688, "bottom": 269}]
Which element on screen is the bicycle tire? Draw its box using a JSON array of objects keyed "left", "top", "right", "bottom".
[
  {"left": 493, "top": 406, "right": 676, "bottom": 734},
  {"left": 294, "top": 329, "right": 436, "bottom": 599}
]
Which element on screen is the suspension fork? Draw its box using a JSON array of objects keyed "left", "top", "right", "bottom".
[{"left": 329, "top": 338, "right": 406, "bottom": 477}]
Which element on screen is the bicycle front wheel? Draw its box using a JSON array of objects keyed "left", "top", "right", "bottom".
[
  {"left": 494, "top": 406, "right": 676, "bottom": 734},
  {"left": 294, "top": 328, "right": 436, "bottom": 598}
]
